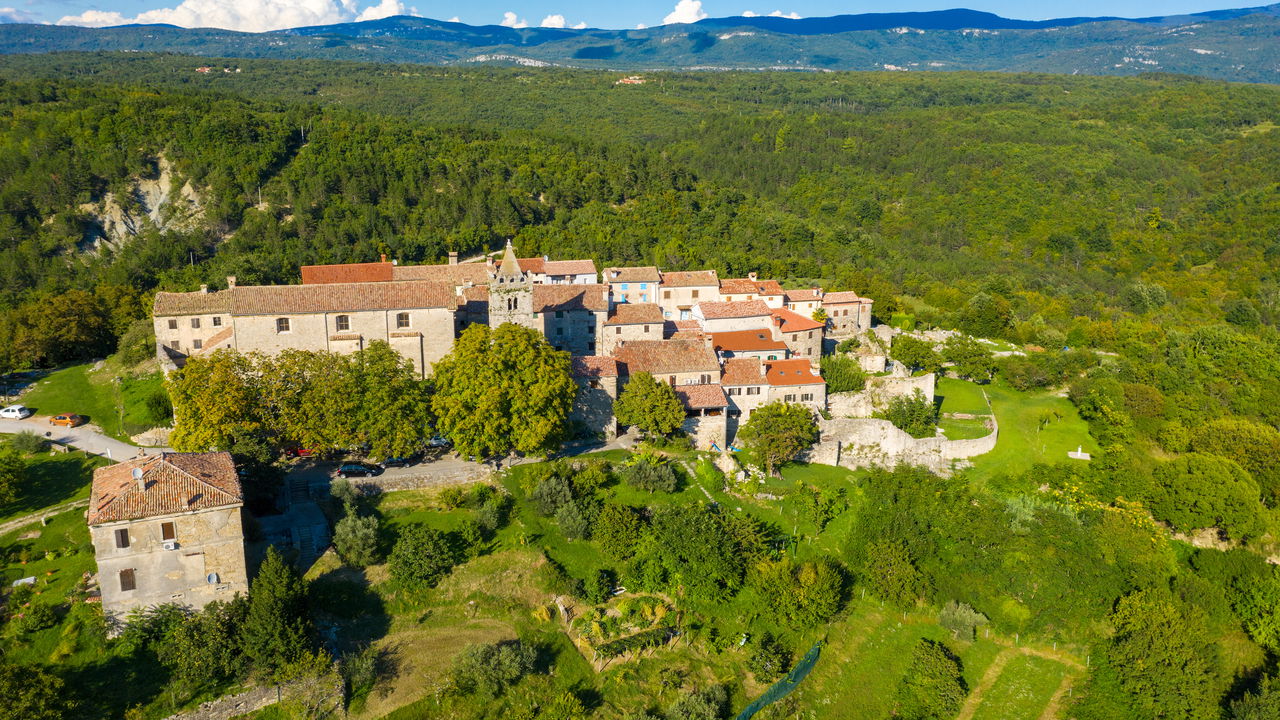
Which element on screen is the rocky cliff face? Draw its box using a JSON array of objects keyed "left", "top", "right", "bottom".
[{"left": 77, "top": 155, "right": 204, "bottom": 252}]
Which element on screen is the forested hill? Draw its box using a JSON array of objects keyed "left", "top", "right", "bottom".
[{"left": 2, "top": 5, "right": 1280, "bottom": 81}]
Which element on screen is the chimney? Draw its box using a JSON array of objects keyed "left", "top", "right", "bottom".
[
  {"left": 448, "top": 251, "right": 458, "bottom": 265},
  {"left": 132, "top": 467, "right": 145, "bottom": 492},
  {"left": 748, "top": 271, "right": 758, "bottom": 281},
  {"left": 543, "top": 254, "right": 549, "bottom": 262},
  {"left": 380, "top": 253, "right": 387, "bottom": 263},
  {"left": 226, "top": 276, "right": 237, "bottom": 289},
  {"left": 199, "top": 284, "right": 208, "bottom": 293},
  {"left": 486, "top": 255, "right": 494, "bottom": 269}
]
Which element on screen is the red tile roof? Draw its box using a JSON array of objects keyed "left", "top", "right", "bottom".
[
  {"left": 822, "top": 291, "right": 871, "bottom": 305},
  {"left": 614, "top": 339, "right": 719, "bottom": 375},
  {"left": 300, "top": 261, "right": 393, "bottom": 285},
  {"left": 543, "top": 259, "right": 598, "bottom": 276},
  {"left": 532, "top": 284, "right": 610, "bottom": 313},
  {"left": 720, "top": 278, "right": 784, "bottom": 296},
  {"left": 674, "top": 383, "right": 728, "bottom": 409},
  {"left": 603, "top": 266, "right": 661, "bottom": 283},
  {"left": 229, "top": 280, "right": 456, "bottom": 314},
  {"left": 784, "top": 288, "right": 822, "bottom": 303},
  {"left": 392, "top": 263, "right": 493, "bottom": 286},
  {"left": 710, "top": 330, "right": 788, "bottom": 353},
  {"left": 772, "top": 307, "right": 825, "bottom": 333},
  {"left": 606, "top": 303, "right": 664, "bottom": 325},
  {"left": 661, "top": 270, "right": 719, "bottom": 287},
  {"left": 664, "top": 320, "right": 705, "bottom": 341},
  {"left": 89, "top": 452, "right": 242, "bottom": 525},
  {"left": 765, "top": 358, "right": 824, "bottom": 386},
  {"left": 572, "top": 356, "right": 620, "bottom": 378},
  {"left": 696, "top": 300, "right": 772, "bottom": 320},
  {"left": 721, "top": 357, "right": 766, "bottom": 386}
]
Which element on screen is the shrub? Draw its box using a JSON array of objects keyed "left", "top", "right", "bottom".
[
  {"left": 894, "top": 639, "right": 967, "bottom": 720},
  {"left": 747, "top": 632, "right": 792, "bottom": 682},
  {"left": 449, "top": 640, "right": 538, "bottom": 697},
  {"left": 333, "top": 510, "right": 381, "bottom": 568},
  {"left": 8, "top": 430, "right": 48, "bottom": 454},
  {"left": 820, "top": 353, "right": 867, "bottom": 393},
  {"left": 876, "top": 389, "right": 938, "bottom": 438},
  {"left": 939, "top": 600, "right": 989, "bottom": 641},
  {"left": 12, "top": 602, "right": 58, "bottom": 635},
  {"left": 388, "top": 525, "right": 456, "bottom": 590},
  {"left": 554, "top": 501, "right": 591, "bottom": 540},
  {"left": 438, "top": 486, "right": 467, "bottom": 509},
  {"left": 622, "top": 458, "right": 678, "bottom": 493},
  {"left": 476, "top": 495, "right": 512, "bottom": 535},
  {"left": 538, "top": 555, "right": 584, "bottom": 599},
  {"left": 329, "top": 478, "right": 358, "bottom": 508},
  {"left": 584, "top": 568, "right": 617, "bottom": 604}
]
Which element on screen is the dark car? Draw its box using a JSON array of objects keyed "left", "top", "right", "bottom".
[
  {"left": 380, "top": 454, "right": 419, "bottom": 469},
  {"left": 335, "top": 462, "right": 381, "bottom": 479}
]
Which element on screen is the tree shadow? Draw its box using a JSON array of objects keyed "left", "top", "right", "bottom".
[
  {"left": 308, "top": 566, "right": 392, "bottom": 655},
  {"left": 61, "top": 651, "right": 172, "bottom": 720}
]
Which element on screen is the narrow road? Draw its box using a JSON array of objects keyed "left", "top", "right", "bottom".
[{"left": 0, "top": 417, "right": 151, "bottom": 460}]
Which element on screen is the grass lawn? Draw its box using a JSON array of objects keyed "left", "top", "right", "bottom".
[
  {"left": 939, "top": 417, "right": 993, "bottom": 441},
  {"left": 971, "top": 653, "right": 1069, "bottom": 720},
  {"left": 0, "top": 444, "right": 105, "bottom": 524},
  {"left": 20, "top": 362, "right": 168, "bottom": 442},
  {"left": 937, "top": 377, "right": 993, "bottom": 416}
]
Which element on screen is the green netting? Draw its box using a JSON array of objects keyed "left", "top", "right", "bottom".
[{"left": 734, "top": 639, "right": 823, "bottom": 720}]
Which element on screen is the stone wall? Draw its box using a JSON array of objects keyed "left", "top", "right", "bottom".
[
  {"left": 684, "top": 413, "right": 727, "bottom": 451},
  {"left": 828, "top": 373, "right": 936, "bottom": 418},
  {"left": 801, "top": 414, "right": 997, "bottom": 476},
  {"left": 353, "top": 463, "right": 493, "bottom": 493}
]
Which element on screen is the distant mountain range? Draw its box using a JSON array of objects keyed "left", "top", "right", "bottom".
[{"left": 2, "top": 5, "right": 1279, "bottom": 82}]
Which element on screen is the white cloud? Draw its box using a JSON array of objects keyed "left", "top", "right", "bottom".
[
  {"left": 572, "top": 21, "right": 586, "bottom": 29},
  {"left": 768, "top": 10, "right": 800, "bottom": 18},
  {"left": 662, "top": 0, "right": 706, "bottom": 25},
  {"left": 539, "top": 13, "right": 564, "bottom": 28},
  {"left": 742, "top": 10, "right": 757, "bottom": 16},
  {"left": 55, "top": 0, "right": 421, "bottom": 32},
  {"left": 635, "top": 22, "right": 646, "bottom": 29},
  {"left": 0, "top": 6, "right": 39, "bottom": 23},
  {"left": 356, "top": 0, "right": 404, "bottom": 21},
  {"left": 499, "top": 10, "right": 527, "bottom": 28},
  {"left": 446, "top": 15, "right": 459, "bottom": 22}
]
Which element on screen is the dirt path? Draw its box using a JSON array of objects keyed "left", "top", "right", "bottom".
[
  {"left": 0, "top": 498, "right": 89, "bottom": 537},
  {"left": 954, "top": 643, "right": 1084, "bottom": 720}
]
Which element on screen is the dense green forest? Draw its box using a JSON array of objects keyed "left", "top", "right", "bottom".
[{"left": 0, "top": 59, "right": 1279, "bottom": 719}]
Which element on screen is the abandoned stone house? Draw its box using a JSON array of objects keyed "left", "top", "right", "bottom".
[
  {"left": 822, "top": 291, "right": 875, "bottom": 337},
  {"left": 571, "top": 356, "right": 620, "bottom": 440},
  {"left": 88, "top": 452, "right": 248, "bottom": 626}
]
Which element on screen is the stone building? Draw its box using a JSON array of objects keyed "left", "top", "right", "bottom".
[
  {"left": 822, "top": 291, "right": 874, "bottom": 337},
  {"left": 721, "top": 357, "right": 771, "bottom": 422},
  {"left": 784, "top": 288, "right": 824, "bottom": 316},
  {"left": 719, "top": 274, "right": 785, "bottom": 308},
  {"left": 153, "top": 279, "right": 457, "bottom": 377},
  {"left": 710, "top": 329, "right": 790, "bottom": 360},
  {"left": 603, "top": 266, "right": 661, "bottom": 305},
  {"left": 614, "top": 338, "right": 720, "bottom": 387},
  {"left": 693, "top": 300, "right": 774, "bottom": 333},
  {"left": 602, "top": 303, "right": 665, "bottom": 355},
  {"left": 499, "top": 256, "right": 598, "bottom": 285},
  {"left": 770, "top": 308, "right": 825, "bottom": 359},
  {"left": 721, "top": 357, "right": 826, "bottom": 425},
  {"left": 657, "top": 270, "right": 719, "bottom": 320},
  {"left": 88, "top": 452, "right": 248, "bottom": 626},
  {"left": 570, "top": 357, "right": 619, "bottom": 440},
  {"left": 673, "top": 384, "right": 729, "bottom": 449}
]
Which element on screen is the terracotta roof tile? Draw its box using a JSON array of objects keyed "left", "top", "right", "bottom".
[
  {"left": 543, "top": 259, "right": 597, "bottom": 276},
  {"left": 696, "top": 300, "right": 772, "bottom": 320},
  {"left": 89, "top": 452, "right": 242, "bottom": 525},
  {"left": 532, "top": 284, "right": 610, "bottom": 313},
  {"left": 605, "top": 303, "right": 664, "bottom": 325},
  {"left": 229, "top": 280, "right": 455, "bottom": 315},
  {"left": 822, "top": 291, "right": 871, "bottom": 305},
  {"left": 674, "top": 384, "right": 728, "bottom": 409},
  {"left": 664, "top": 320, "right": 705, "bottom": 341},
  {"left": 614, "top": 339, "right": 719, "bottom": 375},
  {"left": 765, "top": 358, "right": 824, "bottom": 386},
  {"left": 784, "top": 288, "right": 822, "bottom": 303},
  {"left": 772, "top": 307, "right": 826, "bottom": 333},
  {"left": 154, "top": 290, "right": 231, "bottom": 316},
  {"left": 393, "top": 263, "right": 493, "bottom": 286},
  {"left": 572, "top": 356, "right": 619, "bottom": 378},
  {"left": 720, "top": 278, "right": 784, "bottom": 296},
  {"left": 603, "top": 266, "right": 661, "bottom": 283},
  {"left": 660, "top": 270, "right": 719, "bottom": 287},
  {"left": 710, "top": 330, "right": 788, "bottom": 353},
  {"left": 300, "top": 262, "right": 393, "bottom": 285},
  {"left": 721, "top": 357, "right": 766, "bottom": 386}
]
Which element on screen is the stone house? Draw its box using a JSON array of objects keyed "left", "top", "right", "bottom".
[
  {"left": 822, "top": 291, "right": 874, "bottom": 337},
  {"left": 673, "top": 384, "right": 729, "bottom": 449},
  {"left": 570, "top": 357, "right": 619, "bottom": 440},
  {"left": 770, "top": 308, "right": 825, "bottom": 359},
  {"left": 692, "top": 300, "right": 774, "bottom": 333},
  {"left": 657, "top": 270, "right": 720, "bottom": 320},
  {"left": 602, "top": 266, "right": 661, "bottom": 305},
  {"left": 614, "top": 338, "right": 720, "bottom": 387},
  {"left": 533, "top": 284, "right": 610, "bottom": 355},
  {"left": 764, "top": 358, "right": 827, "bottom": 413},
  {"left": 153, "top": 278, "right": 457, "bottom": 378},
  {"left": 710, "top": 329, "right": 790, "bottom": 360},
  {"left": 499, "top": 256, "right": 598, "bottom": 285},
  {"left": 88, "top": 452, "right": 248, "bottom": 626},
  {"left": 784, "top": 288, "right": 824, "bottom": 316},
  {"left": 602, "top": 303, "right": 665, "bottom": 355},
  {"left": 721, "top": 357, "right": 771, "bottom": 423},
  {"left": 719, "top": 274, "right": 785, "bottom": 308}
]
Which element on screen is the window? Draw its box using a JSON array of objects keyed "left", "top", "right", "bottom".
[
  {"left": 614, "top": 327, "right": 622, "bottom": 335},
  {"left": 397, "top": 312, "right": 410, "bottom": 329},
  {"left": 192, "top": 339, "right": 203, "bottom": 350},
  {"left": 555, "top": 327, "right": 564, "bottom": 336},
  {"left": 169, "top": 340, "right": 180, "bottom": 350},
  {"left": 212, "top": 316, "right": 222, "bottom": 327},
  {"left": 691, "top": 290, "right": 699, "bottom": 299},
  {"left": 621, "top": 283, "right": 629, "bottom": 290},
  {"left": 668, "top": 376, "right": 676, "bottom": 386},
  {"left": 680, "top": 310, "right": 691, "bottom": 320},
  {"left": 114, "top": 529, "right": 129, "bottom": 549},
  {"left": 640, "top": 283, "right": 648, "bottom": 290},
  {"left": 807, "top": 331, "right": 813, "bottom": 339},
  {"left": 643, "top": 325, "right": 650, "bottom": 334},
  {"left": 555, "top": 310, "right": 564, "bottom": 319},
  {"left": 276, "top": 318, "right": 291, "bottom": 333},
  {"left": 191, "top": 318, "right": 201, "bottom": 329},
  {"left": 785, "top": 394, "right": 796, "bottom": 402},
  {"left": 663, "top": 290, "right": 672, "bottom": 299},
  {"left": 700, "top": 374, "right": 711, "bottom": 384},
  {"left": 587, "top": 342, "right": 595, "bottom": 353},
  {"left": 801, "top": 393, "right": 814, "bottom": 402},
  {"left": 161, "top": 522, "right": 176, "bottom": 541},
  {"left": 119, "top": 569, "right": 136, "bottom": 592},
  {"left": 167, "top": 319, "right": 178, "bottom": 330},
  {"left": 587, "top": 325, "right": 595, "bottom": 335},
  {"left": 335, "top": 315, "right": 350, "bottom": 332},
  {"left": 728, "top": 387, "right": 741, "bottom": 396},
  {"left": 641, "top": 294, "right": 648, "bottom": 302},
  {"left": 747, "top": 387, "right": 761, "bottom": 396},
  {"left": 767, "top": 355, "right": 778, "bottom": 361}
]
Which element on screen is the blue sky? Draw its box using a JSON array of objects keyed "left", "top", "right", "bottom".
[{"left": 8, "top": 0, "right": 1258, "bottom": 33}]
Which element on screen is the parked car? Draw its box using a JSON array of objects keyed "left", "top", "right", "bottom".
[
  {"left": 49, "top": 413, "right": 86, "bottom": 428},
  {"left": 0, "top": 404, "right": 32, "bottom": 419},
  {"left": 380, "top": 454, "right": 420, "bottom": 469},
  {"left": 426, "top": 435, "right": 452, "bottom": 449},
  {"left": 284, "top": 447, "right": 318, "bottom": 458},
  {"left": 335, "top": 462, "right": 382, "bottom": 479}
]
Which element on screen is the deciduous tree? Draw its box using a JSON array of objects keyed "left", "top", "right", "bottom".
[
  {"left": 738, "top": 402, "right": 818, "bottom": 476},
  {"left": 614, "top": 371, "right": 685, "bottom": 438}
]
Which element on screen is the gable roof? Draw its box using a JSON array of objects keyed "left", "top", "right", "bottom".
[
  {"left": 392, "top": 263, "right": 493, "bottom": 286},
  {"left": 721, "top": 357, "right": 767, "bottom": 386},
  {"left": 300, "top": 261, "right": 393, "bottom": 285},
  {"left": 822, "top": 291, "right": 872, "bottom": 305},
  {"left": 89, "top": 452, "right": 242, "bottom": 525},
  {"left": 720, "top": 278, "right": 785, "bottom": 296},
  {"left": 784, "top": 288, "right": 822, "bottom": 303},
  {"left": 572, "top": 356, "right": 619, "bottom": 378},
  {"left": 660, "top": 270, "right": 719, "bottom": 287},
  {"left": 154, "top": 290, "right": 231, "bottom": 317},
  {"left": 605, "top": 303, "right": 664, "bottom": 325},
  {"left": 674, "top": 384, "right": 729, "bottom": 410},
  {"left": 765, "top": 358, "right": 825, "bottom": 386},
  {"left": 543, "top": 259, "right": 598, "bottom": 277},
  {"left": 229, "top": 280, "right": 456, "bottom": 315},
  {"left": 710, "top": 330, "right": 788, "bottom": 353},
  {"left": 603, "top": 266, "right": 661, "bottom": 283},
  {"left": 614, "top": 339, "right": 719, "bottom": 375},
  {"left": 772, "top": 307, "right": 826, "bottom": 333},
  {"left": 696, "top": 300, "right": 772, "bottom": 320},
  {"left": 532, "top": 284, "right": 610, "bottom": 313}
]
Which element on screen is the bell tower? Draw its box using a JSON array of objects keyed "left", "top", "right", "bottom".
[{"left": 488, "top": 241, "right": 535, "bottom": 330}]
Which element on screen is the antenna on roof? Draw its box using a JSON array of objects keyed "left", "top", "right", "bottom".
[{"left": 132, "top": 467, "right": 146, "bottom": 491}]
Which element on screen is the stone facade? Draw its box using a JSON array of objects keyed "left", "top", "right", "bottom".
[
  {"left": 802, "top": 414, "right": 998, "bottom": 476},
  {"left": 571, "top": 357, "right": 620, "bottom": 440},
  {"left": 658, "top": 270, "right": 720, "bottom": 320},
  {"left": 823, "top": 291, "right": 874, "bottom": 337}
]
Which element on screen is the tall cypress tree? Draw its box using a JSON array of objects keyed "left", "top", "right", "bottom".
[{"left": 241, "top": 547, "right": 315, "bottom": 678}]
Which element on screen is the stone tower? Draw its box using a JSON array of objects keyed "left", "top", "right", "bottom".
[{"left": 488, "top": 241, "right": 535, "bottom": 330}]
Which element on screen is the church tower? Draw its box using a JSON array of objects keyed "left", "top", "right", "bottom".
[{"left": 488, "top": 241, "right": 536, "bottom": 330}]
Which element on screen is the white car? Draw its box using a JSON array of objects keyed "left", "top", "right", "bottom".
[{"left": 0, "top": 404, "right": 33, "bottom": 419}]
